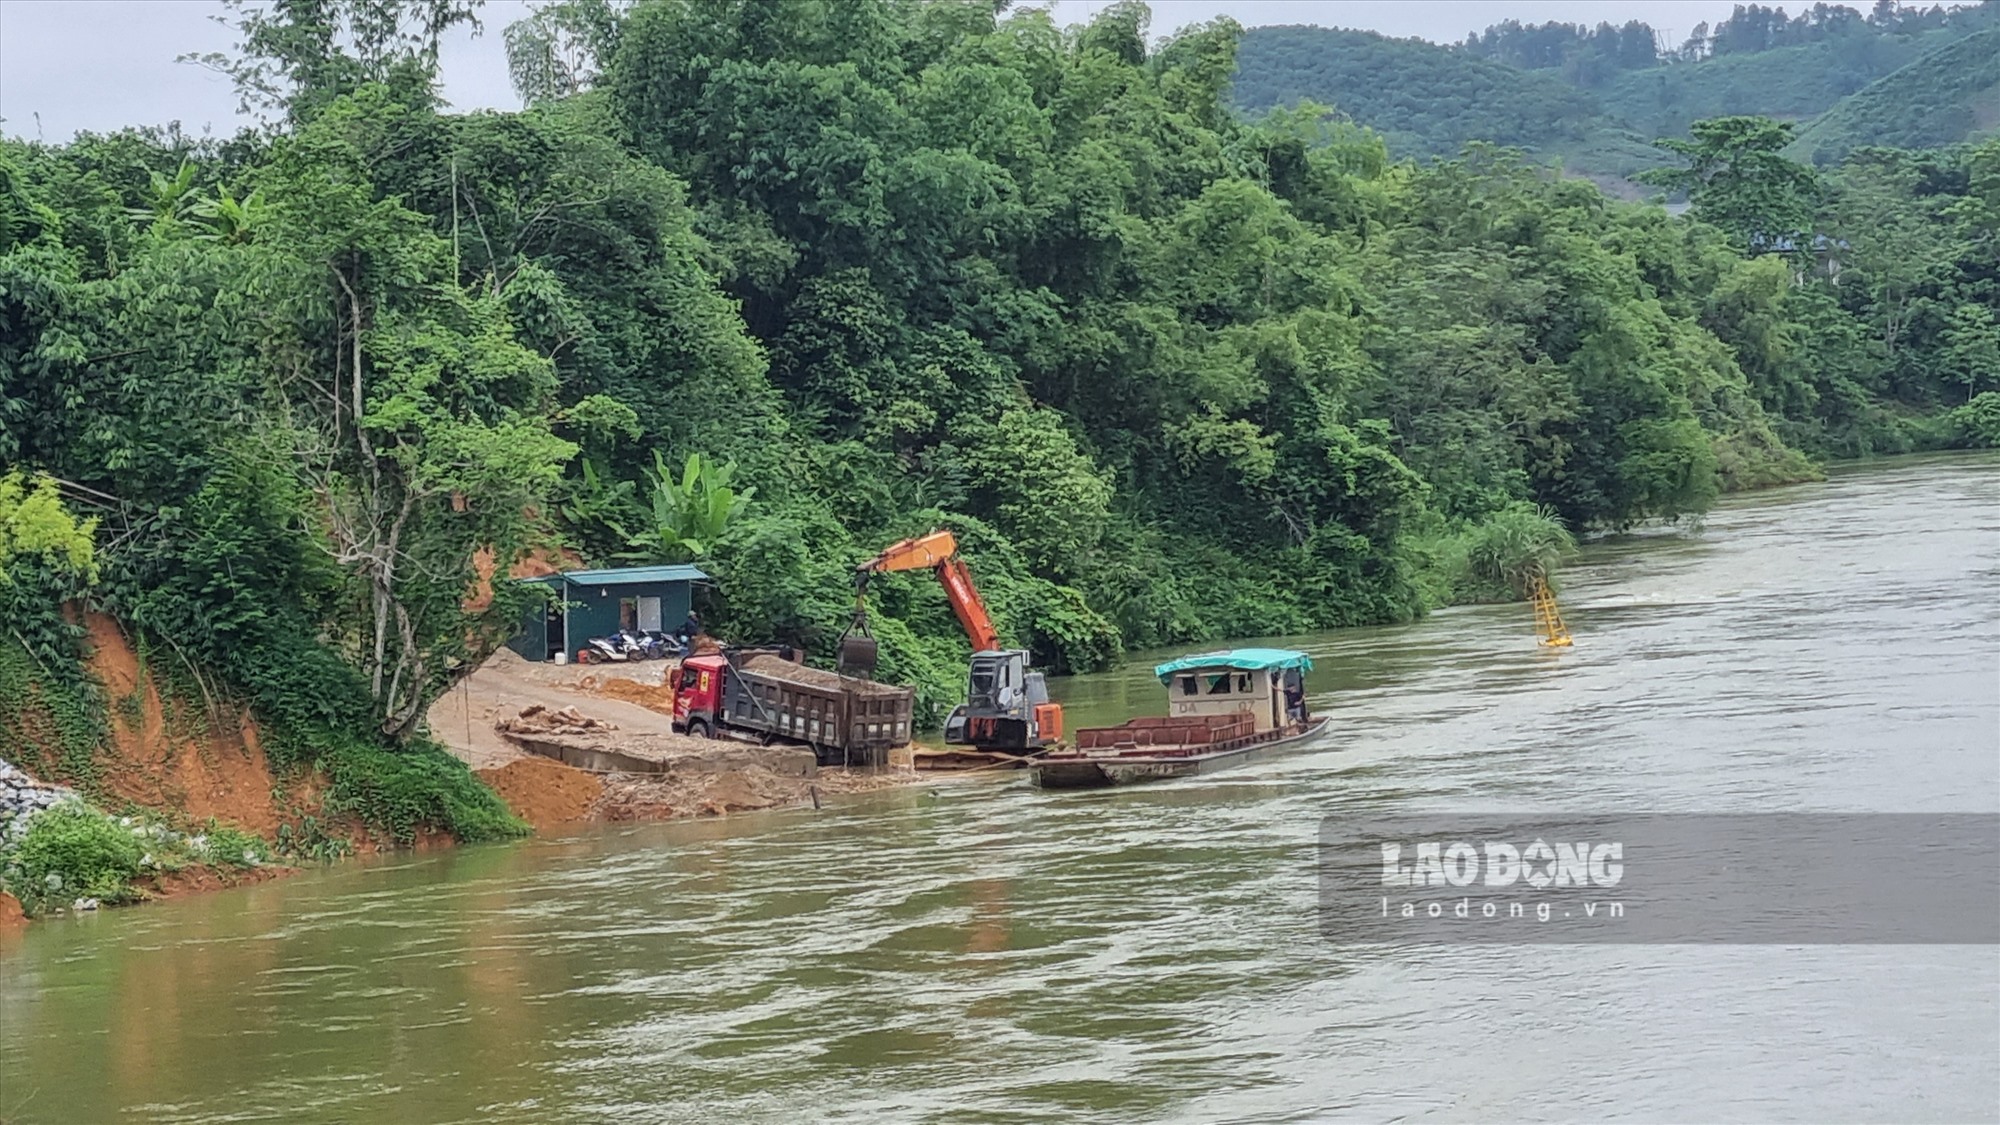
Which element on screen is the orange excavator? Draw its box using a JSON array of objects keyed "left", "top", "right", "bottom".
[{"left": 840, "top": 530, "right": 1063, "bottom": 753}]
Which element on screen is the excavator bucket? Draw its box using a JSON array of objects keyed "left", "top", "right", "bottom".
[
  {"left": 837, "top": 634, "right": 879, "bottom": 677},
  {"left": 835, "top": 604, "right": 880, "bottom": 677}
]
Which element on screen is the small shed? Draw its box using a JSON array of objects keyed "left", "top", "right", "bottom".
[{"left": 506, "top": 564, "right": 707, "bottom": 662}]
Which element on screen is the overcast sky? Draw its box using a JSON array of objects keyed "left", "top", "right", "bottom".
[{"left": 0, "top": 0, "right": 1751, "bottom": 141}]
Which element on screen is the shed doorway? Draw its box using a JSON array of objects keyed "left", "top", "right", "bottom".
[{"left": 544, "top": 603, "right": 564, "bottom": 660}]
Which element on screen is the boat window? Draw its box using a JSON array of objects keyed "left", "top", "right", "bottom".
[
  {"left": 1204, "top": 673, "right": 1231, "bottom": 695},
  {"left": 1177, "top": 675, "right": 1198, "bottom": 697},
  {"left": 1234, "top": 672, "right": 1251, "bottom": 694}
]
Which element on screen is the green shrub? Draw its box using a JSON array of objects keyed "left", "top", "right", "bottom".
[
  {"left": 1459, "top": 504, "right": 1578, "bottom": 600},
  {"left": 1410, "top": 504, "right": 1579, "bottom": 606},
  {"left": 198, "top": 823, "right": 271, "bottom": 867},
  {"left": 1949, "top": 392, "right": 2000, "bottom": 448},
  {"left": 320, "top": 737, "right": 527, "bottom": 845},
  {"left": 7, "top": 801, "right": 143, "bottom": 911}
]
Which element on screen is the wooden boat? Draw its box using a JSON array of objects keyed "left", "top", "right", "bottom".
[{"left": 1031, "top": 648, "right": 1327, "bottom": 789}]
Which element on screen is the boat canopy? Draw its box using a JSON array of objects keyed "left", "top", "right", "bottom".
[{"left": 1154, "top": 648, "right": 1313, "bottom": 683}]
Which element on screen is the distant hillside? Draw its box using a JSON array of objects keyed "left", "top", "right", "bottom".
[
  {"left": 1231, "top": 26, "right": 1609, "bottom": 157},
  {"left": 1232, "top": 10, "right": 1999, "bottom": 185},
  {"left": 1789, "top": 28, "right": 2000, "bottom": 162},
  {"left": 1597, "top": 27, "right": 1969, "bottom": 140}
]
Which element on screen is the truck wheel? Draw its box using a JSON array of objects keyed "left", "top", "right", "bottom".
[{"left": 688, "top": 719, "right": 712, "bottom": 739}]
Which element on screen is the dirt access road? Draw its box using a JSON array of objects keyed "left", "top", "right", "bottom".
[{"left": 426, "top": 647, "right": 684, "bottom": 770}]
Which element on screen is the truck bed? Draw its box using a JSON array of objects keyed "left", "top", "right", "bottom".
[{"left": 723, "top": 652, "right": 915, "bottom": 765}]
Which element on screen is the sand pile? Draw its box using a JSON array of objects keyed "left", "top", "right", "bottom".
[
  {"left": 428, "top": 649, "right": 686, "bottom": 769},
  {"left": 740, "top": 654, "right": 907, "bottom": 697},
  {"left": 476, "top": 756, "right": 604, "bottom": 831}
]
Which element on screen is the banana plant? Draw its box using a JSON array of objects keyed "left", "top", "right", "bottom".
[
  {"left": 190, "top": 185, "right": 269, "bottom": 244},
  {"left": 618, "top": 451, "right": 753, "bottom": 564},
  {"left": 125, "top": 160, "right": 200, "bottom": 237}
]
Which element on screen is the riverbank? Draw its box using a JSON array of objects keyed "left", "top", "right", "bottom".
[
  {"left": 9, "top": 452, "right": 1977, "bottom": 929},
  {"left": 0, "top": 618, "right": 927, "bottom": 925},
  {"left": 472, "top": 749, "right": 923, "bottom": 833},
  {"left": 0, "top": 613, "right": 372, "bottom": 921}
]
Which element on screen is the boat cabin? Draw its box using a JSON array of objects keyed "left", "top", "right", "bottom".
[{"left": 1155, "top": 648, "right": 1313, "bottom": 734}]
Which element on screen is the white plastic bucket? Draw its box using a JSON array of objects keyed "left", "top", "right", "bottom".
[{"left": 554, "top": 651, "right": 568, "bottom": 665}]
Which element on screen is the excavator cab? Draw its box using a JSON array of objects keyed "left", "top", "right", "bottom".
[{"left": 944, "top": 649, "right": 1062, "bottom": 751}]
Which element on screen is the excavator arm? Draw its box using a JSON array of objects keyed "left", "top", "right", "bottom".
[
  {"left": 857, "top": 529, "right": 959, "bottom": 575},
  {"left": 846, "top": 529, "right": 1063, "bottom": 752},
  {"left": 853, "top": 530, "right": 1002, "bottom": 653}
]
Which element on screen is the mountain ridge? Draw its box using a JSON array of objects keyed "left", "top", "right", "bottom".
[{"left": 1232, "top": 12, "right": 2000, "bottom": 182}]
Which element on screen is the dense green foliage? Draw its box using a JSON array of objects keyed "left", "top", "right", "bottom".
[
  {"left": 1463, "top": 1, "right": 1994, "bottom": 77},
  {"left": 0, "top": 475, "right": 110, "bottom": 792},
  {"left": 1598, "top": 30, "right": 1961, "bottom": 144},
  {"left": 1233, "top": 2, "right": 1999, "bottom": 180},
  {"left": 1641, "top": 117, "right": 1825, "bottom": 244},
  {"left": 1, "top": 0, "right": 1994, "bottom": 794},
  {"left": 0, "top": 472, "right": 99, "bottom": 679}
]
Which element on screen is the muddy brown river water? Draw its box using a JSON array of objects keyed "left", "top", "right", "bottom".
[{"left": 2, "top": 453, "right": 1996, "bottom": 1123}]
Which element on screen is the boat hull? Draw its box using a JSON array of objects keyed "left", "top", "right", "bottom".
[{"left": 1030, "top": 716, "right": 1330, "bottom": 789}]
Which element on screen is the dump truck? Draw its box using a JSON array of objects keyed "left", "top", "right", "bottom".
[{"left": 671, "top": 648, "right": 914, "bottom": 766}]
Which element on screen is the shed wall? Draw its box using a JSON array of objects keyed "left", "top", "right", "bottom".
[
  {"left": 507, "top": 576, "right": 696, "bottom": 660},
  {"left": 561, "top": 580, "right": 693, "bottom": 650}
]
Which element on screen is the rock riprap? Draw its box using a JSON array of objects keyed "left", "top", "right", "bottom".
[{"left": 0, "top": 758, "right": 76, "bottom": 843}]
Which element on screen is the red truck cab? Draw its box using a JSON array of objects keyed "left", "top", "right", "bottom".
[{"left": 672, "top": 654, "right": 729, "bottom": 737}]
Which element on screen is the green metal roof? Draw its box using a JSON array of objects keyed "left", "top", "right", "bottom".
[
  {"left": 520, "top": 564, "right": 708, "bottom": 587},
  {"left": 1154, "top": 648, "right": 1313, "bottom": 682}
]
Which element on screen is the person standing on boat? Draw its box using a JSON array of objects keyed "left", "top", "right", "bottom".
[{"left": 1283, "top": 668, "right": 1306, "bottom": 724}]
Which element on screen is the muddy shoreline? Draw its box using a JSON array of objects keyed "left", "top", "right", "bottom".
[{"left": 1, "top": 640, "right": 930, "bottom": 929}]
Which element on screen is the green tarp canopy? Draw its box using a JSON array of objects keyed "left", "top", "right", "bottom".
[{"left": 1154, "top": 648, "right": 1313, "bottom": 683}]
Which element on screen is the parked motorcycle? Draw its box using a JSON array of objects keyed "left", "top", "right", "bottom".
[
  {"left": 578, "top": 633, "right": 638, "bottom": 664},
  {"left": 641, "top": 630, "right": 684, "bottom": 659},
  {"left": 626, "top": 630, "right": 671, "bottom": 661}
]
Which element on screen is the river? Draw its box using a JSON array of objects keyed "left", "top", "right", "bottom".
[{"left": 2, "top": 453, "right": 1996, "bottom": 1123}]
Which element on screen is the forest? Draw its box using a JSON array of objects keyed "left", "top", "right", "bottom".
[
  {"left": 1235, "top": 1, "right": 2000, "bottom": 177},
  {"left": 1461, "top": 1, "right": 1996, "bottom": 79},
  {"left": 3, "top": 0, "right": 1997, "bottom": 846}
]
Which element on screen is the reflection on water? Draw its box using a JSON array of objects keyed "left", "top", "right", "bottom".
[{"left": 3, "top": 454, "right": 1996, "bottom": 1123}]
